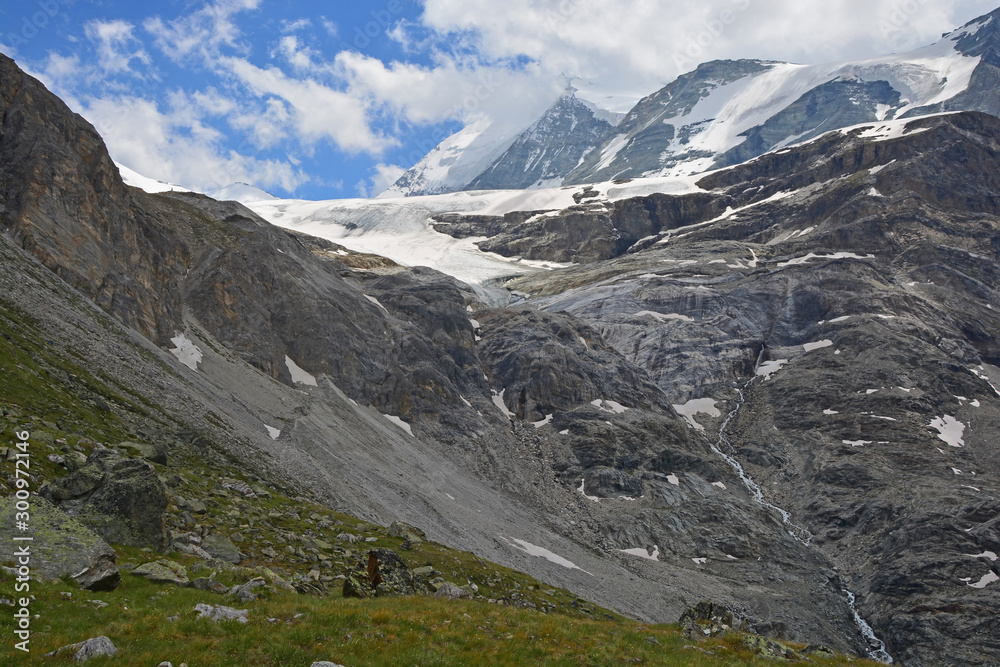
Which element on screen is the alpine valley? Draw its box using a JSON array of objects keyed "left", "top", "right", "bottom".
[{"left": 1, "top": 7, "right": 999, "bottom": 667}]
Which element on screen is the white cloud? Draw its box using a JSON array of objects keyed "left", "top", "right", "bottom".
[
  {"left": 31, "top": 52, "right": 84, "bottom": 92},
  {"left": 84, "top": 20, "right": 151, "bottom": 75},
  {"left": 418, "top": 0, "right": 1000, "bottom": 107},
  {"left": 272, "top": 35, "right": 321, "bottom": 71},
  {"left": 356, "top": 162, "right": 406, "bottom": 197},
  {"left": 224, "top": 57, "right": 394, "bottom": 154},
  {"left": 320, "top": 17, "right": 339, "bottom": 38},
  {"left": 79, "top": 94, "right": 308, "bottom": 194},
  {"left": 144, "top": 0, "right": 261, "bottom": 64},
  {"left": 280, "top": 18, "right": 312, "bottom": 33}
]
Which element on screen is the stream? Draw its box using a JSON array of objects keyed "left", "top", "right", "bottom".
[{"left": 709, "top": 372, "right": 894, "bottom": 664}]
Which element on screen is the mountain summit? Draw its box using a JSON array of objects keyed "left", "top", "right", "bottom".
[{"left": 384, "top": 5, "right": 1000, "bottom": 196}]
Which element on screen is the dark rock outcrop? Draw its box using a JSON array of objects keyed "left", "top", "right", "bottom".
[
  {"left": 343, "top": 549, "right": 416, "bottom": 598},
  {"left": 41, "top": 450, "right": 168, "bottom": 549}
]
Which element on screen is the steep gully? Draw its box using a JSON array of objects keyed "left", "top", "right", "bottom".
[{"left": 708, "top": 349, "right": 894, "bottom": 664}]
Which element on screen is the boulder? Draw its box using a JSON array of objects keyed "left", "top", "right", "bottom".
[
  {"left": 40, "top": 450, "right": 168, "bottom": 549},
  {"left": 679, "top": 600, "right": 740, "bottom": 640},
  {"left": 191, "top": 577, "right": 229, "bottom": 594},
  {"left": 194, "top": 603, "right": 248, "bottom": 623},
  {"left": 44, "top": 636, "right": 118, "bottom": 662},
  {"left": 387, "top": 521, "right": 425, "bottom": 543},
  {"left": 40, "top": 463, "right": 104, "bottom": 502},
  {"left": 742, "top": 634, "right": 802, "bottom": 660},
  {"left": 229, "top": 577, "right": 266, "bottom": 602},
  {"left": 343, "top": 549, "right": 416, "bottom": 598},
  {"left": 202, "top": 533, "right": 242, "bottom": 564},
  {"left": 131, "top": 560, "right": 189, "bottom": 586},
  {"left": 82, "top": 458, "right": 168, "bottom": 548},
  {"left": 434, "top": 582, "right": 473, "bottom": 600},
  {"left": 0, "top": 496, "right": 120, "bottom": 591},
  {"left": 120, "top": 440, "right": 167, "bottom": 464},
  {"left": 342, "top": 569, "right": 372, "bottom": 599},
  {"left": 367, "top": 549, "right": 416, "bottom": 597}
]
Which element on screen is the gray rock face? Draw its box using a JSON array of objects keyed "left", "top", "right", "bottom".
[
  {"left": 0, "top": 496, "right": 120, "bottom": 591},
  {"left": 0, "top": 54, "right": 186, "bottom": 343},
  {"left": 468, "top": 94, "right": 616, "bottom": 191}
]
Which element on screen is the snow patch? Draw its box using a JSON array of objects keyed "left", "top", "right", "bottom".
[
  {"left": 870, "top": 160, "right": 896, "bottom": 175},
  {"left": 117, "top": 163, "right": 190, "bottom": 194},
  {"left": 756, "top": 359, "right": 788, "bottom": 379},
  {"left": 285, "top": 356, "right": 318, "bottom": 387},
  {"left": 265, "top": 425, "right": 281, "bottom": 440},
  {"left": 492, "top": 390, "right": 515, "bottom": 419},
  {"left": 621, "top": 545, "right": 659, "bottom": 561},
  {"left": 169, "top": 334, "right": 203, "bottom": 372},
  {"left": 383, "top": 414, "right": 414, "bottom": 436},
  {"left": 804, "top": 340, "right": 834, "bottom": 352},
  {"left": 672, "top": 398, "right": 720, "bottom": 431},
  {"left": 711, "top": 481, "right": 726, "bottom": 490},
  {"left": 592, "top": 399, "right": 630, "bottom": 414},
  {"left": 929, "top": 415, "right": 965, "bottom": 448},
  {"left": 824, "top": 409, "right": 840, "bottom": 415},
  {"left": 843, "top": 440, "right": 872, "bottom": 447},
  {"left": 577, "top": 479, "right": 601, "bottom": 503},
  {"left": 365, "top": 295, "right": 390, "bottom": 314},
  {"left": 506, "top": 538, "right": 590, "bottom": 574},
  {"left": 666, "top": 474, "right": 680, "bottom": 486},
  {"left": 532, "top": 414, "right": 554, "bottom": 429},
  {"left": 967, "top": 571, "right": 999, "bottom": 589},
  {"left": 777, "top": 252, "right": 873, "bottom": 267}
]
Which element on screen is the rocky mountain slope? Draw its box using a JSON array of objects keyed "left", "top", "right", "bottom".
[
  {"left": 381, "top": 91, "right": 623, "bottom": 198},
  {"left": 2, "top": 40, "right": 1000, "bottom": 667},
  {"left": 386, "top": 6, "right": 1000, "bottom": 196},
  {"left": 0, "top": 53, "right": 885, "bottom": 658},
  {"left": 495, "top": 111, "right": 1000, "bottom": 666},
  {"left": 466, "top": 93, "right": 623, "bottom": 191}
]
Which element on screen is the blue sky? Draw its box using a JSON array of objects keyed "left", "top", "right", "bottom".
[{"left": 2, "top": 0, "right": 997, "bottom": 200}]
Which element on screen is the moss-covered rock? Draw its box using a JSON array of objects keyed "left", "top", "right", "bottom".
[
  {"left": 131, "top": 559, "right": 189, "bottom": 586},
  {"left": 0, "top": 495, "right": 120, "bottom": 590},
  {"left": 202, "top": 533, "right": 242, "bottom": 564}
]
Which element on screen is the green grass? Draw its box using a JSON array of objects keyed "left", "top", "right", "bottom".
[{"left": 0, "top": 574, "right": 880, "bottom": 666}]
